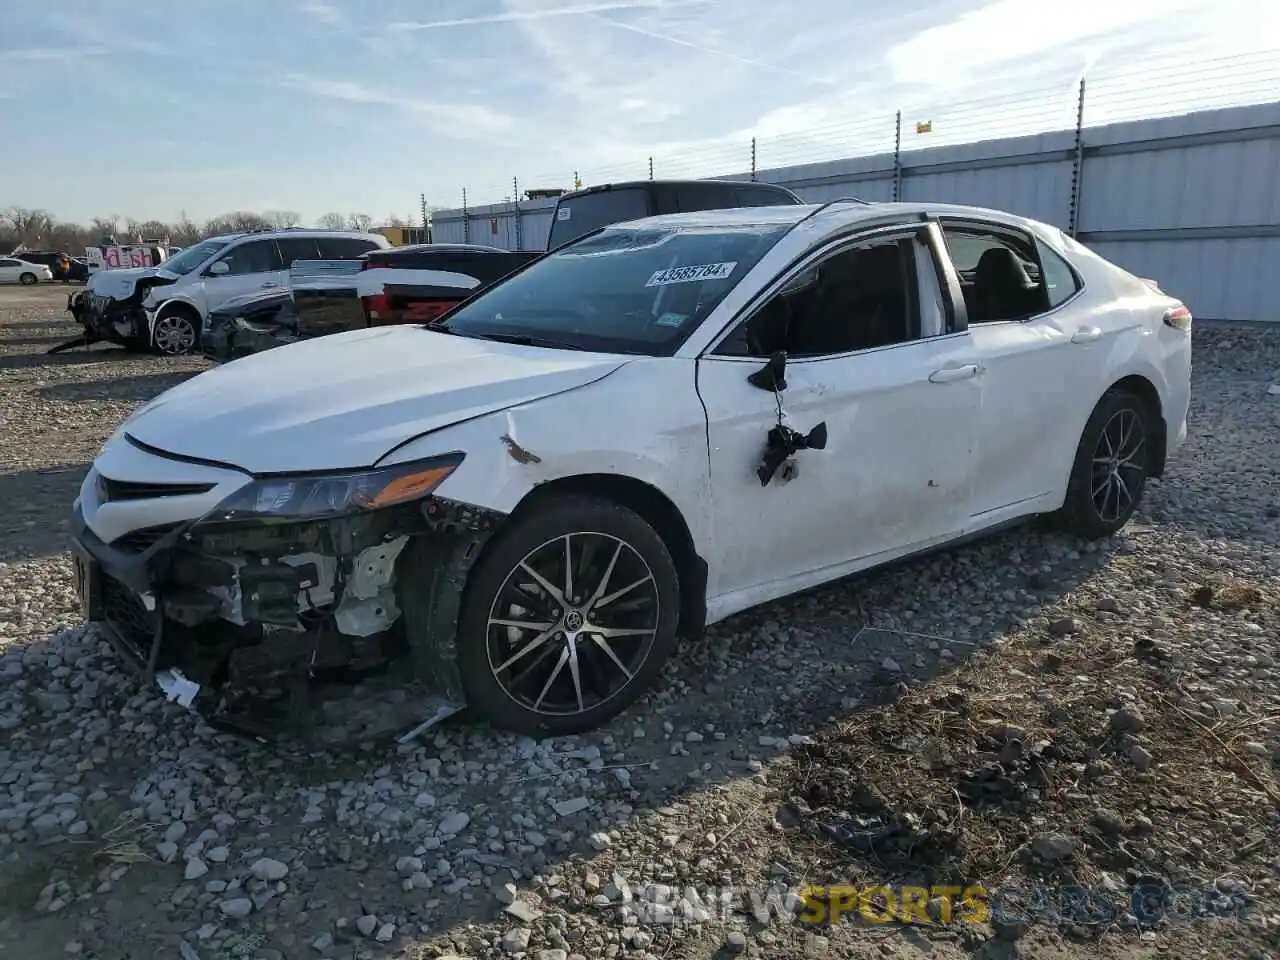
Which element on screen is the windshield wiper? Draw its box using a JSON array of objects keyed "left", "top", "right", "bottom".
[
  {"left": 423, "top": 324, "right": 584, "bottom": 350},
  {"left": 471, "top": 332, "right": 585, "bottom": 350}
]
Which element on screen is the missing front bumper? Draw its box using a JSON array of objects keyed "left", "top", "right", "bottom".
[{"left": 71, "top": 495, "right": 505, "bottom": 747}]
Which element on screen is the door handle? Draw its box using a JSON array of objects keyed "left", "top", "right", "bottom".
[
  {"left": 261, "top": 282, "right": 278, "bottom": 288},
  {"left": 1071, "top": 326, "right": 1102, "bottom": 343},
  {"left": 929, "top": 363, "right": 980, "bottom": 383}
]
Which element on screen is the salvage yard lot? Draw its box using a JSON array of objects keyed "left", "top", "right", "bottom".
[{"left": 0, "top": 282, "right": 1277, "bottom": 960}]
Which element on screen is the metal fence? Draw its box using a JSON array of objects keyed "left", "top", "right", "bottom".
[{"left": 431, "top": 51, "right": 1280, "bottom": 321}]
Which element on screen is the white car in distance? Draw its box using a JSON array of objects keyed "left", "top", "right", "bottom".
[
  {"left": 70, "top": 200, "right": 1193, "bottom": 742},
  {"left": 0, "top": 257, "right": 54, "bottom": 284}
]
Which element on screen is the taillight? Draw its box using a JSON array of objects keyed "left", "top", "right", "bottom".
[
  {"left": 403, "top": 300, "right": 454, "bottom": 323},
  {"left": 362, "top": 292, "right": 391, "bottom": 325},
  {"left": 1163, "top": 304, "right": 1192, "bottom": 330}
]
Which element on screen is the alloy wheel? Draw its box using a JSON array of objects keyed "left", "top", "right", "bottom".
[
  {"left": 153, "top": 314, "right": 196, "bottom": 355},
  {"left": 485, "top": 532, "right": 660, "bottom": 717},
  {"left": 1090, "top": 407, "right": 1147, "bottom": 524}
]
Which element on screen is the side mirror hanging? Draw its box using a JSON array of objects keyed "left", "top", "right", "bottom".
[{"left": 757, "top": 421, "right": 828, "bottom": 486}]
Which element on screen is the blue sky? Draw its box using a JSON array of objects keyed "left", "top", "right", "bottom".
[{"left": 1, "top": 0, "right": 1274, "bottom": 225}]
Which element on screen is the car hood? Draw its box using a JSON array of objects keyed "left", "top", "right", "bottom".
[
  {"left": 88, "top": 266, "right": 179, "bottom": 300},
  {"left": 123, "top": 325, "right": 628, "bottom": 474}
]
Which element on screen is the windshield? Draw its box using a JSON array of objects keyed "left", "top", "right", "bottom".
[
  {"left": 160, "top": 239, "right": 229, "bottom": 275},
  {"left": 547, "top": 187, "right": 649, "bottom": 250},
  {"left": 437, "top": 222, "right": 791, "bottom": 355}
]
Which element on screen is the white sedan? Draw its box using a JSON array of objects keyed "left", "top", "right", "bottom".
[
  {"left": 0, "top": 257, "right": 53, "bottom": 284},
  {"left": 69, "top": 200, "right": 1192, "bottom": 741}
]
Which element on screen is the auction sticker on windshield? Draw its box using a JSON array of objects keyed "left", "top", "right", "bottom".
[{"left": 645, "top": 261, "right": 737, "bottom": 287}]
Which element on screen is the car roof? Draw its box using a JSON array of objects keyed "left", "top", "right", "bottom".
[
  {"left": 377, "top": 243, "right": 509, "bottom": 255},
  {"left": 558, "top": 178, "right": 798, "bottom": 202},
  {"left": 608, "top": 200, "right": 1042, "bottom": 233},
  {"left": 205, "top": 229, "right": 383, "bottom": 243}
]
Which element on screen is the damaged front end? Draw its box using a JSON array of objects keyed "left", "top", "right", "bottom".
[
  {"left": 64, "top": 274, "right": 178, "bottom": 352},
  {"left": 200, "top": 291, "right": 299, "bottom": 363},
  {"left": 72, "top": 453, "right": 504, "bottom": 747}
]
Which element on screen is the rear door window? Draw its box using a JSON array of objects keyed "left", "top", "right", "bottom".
[
  {"left": 317, "top": 237, "right": 380, "bottom": 259},
  {"left": 548, "top": 187, "right": 651, "bottom": 250},
  {"left": 276, "top": 237, "right": 323, "bottom": 267}
]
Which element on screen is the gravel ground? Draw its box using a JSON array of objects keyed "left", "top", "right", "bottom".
[{"left": 0, "top": 283, "right": 1278, "bottom": 960}]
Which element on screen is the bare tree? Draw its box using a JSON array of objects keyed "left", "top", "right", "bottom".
[
  {"left": 263, "top": 210, "right": 302, "bottom": 228},
  {"left": 171, "top": 212, "right": 202, "bottom": 246},
  {"left": 138, "top": 220, "right": 173, "bottom": 240},
  {"left": 90, "top": 215, "right": 120, "bottom": 239},
  {"left": 2, "top": 207, "right": 55, "bottom": 246},
  {"left": 347, "top": 213, "right": 374, "bottom": 232},
  {"left": 316, "top": 212, "right": 348, "bottom": 229},
  {"left": 205, "top": 211, "right": 268, "bottom": 235}
]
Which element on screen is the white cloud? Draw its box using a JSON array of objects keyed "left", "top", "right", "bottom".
[
  {"left": 886, "top": 0, "right": 1221, "bottom": 87},
  {"left": 388, "top": 0, "right": 708, "bottom": 32},
  {"left": 589, "top": 14, "right": 834, "bottom": 85},
  {"left": 0, "top": 46, "right": 108, "bottom": 61},
  {"left": 279, "top": 74, "right": 517, "bottom": 139},
  {"left": 300, "top": 2, "right": 343, "bottom": 27}
]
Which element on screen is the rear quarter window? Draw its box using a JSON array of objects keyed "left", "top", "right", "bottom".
[{"left": 734, "top": 185, "right": 797, "bottom": 206}]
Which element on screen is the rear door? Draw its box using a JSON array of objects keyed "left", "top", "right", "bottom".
[
  {"left": 936, "top": 218, "right": 1098, "bottom": 519},
  {"left": 291, "top": 237, "right": 372, "bottom": 338}
]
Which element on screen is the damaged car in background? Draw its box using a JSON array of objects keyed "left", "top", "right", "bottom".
[
  {"left": 71, "top": 199, "right": 1192, "bottom": 746},
  {"left": 201, "top": 259, "right": 367, "bottom": 362},
  {"left": 64, "top": 229, "right": 389, "bottom": 356},
  {"left": 201, "top": 245, "right": 540, "bottom": 362}
]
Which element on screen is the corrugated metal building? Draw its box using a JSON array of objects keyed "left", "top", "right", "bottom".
[{"left": 431, "top": 100, "right": 1280, "bottom": 322}]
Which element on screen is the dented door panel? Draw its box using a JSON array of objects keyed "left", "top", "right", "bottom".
[{"left": 695, "top": 335, "right": 981, "bottom": 608}]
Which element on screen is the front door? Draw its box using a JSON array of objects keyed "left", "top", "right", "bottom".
[
  {"left": 198, "top": 238, "right": 286, "bottom": 315},
  {"left": 695, "top": 225, "right": 982, "bottom": 603}
]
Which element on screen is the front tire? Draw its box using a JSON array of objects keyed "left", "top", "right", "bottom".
[
  {"left": 1055, "top": 389, "right": 1153, "bottom": 538},
  {"left": 19, "top": 272, "right": 37, "bottom": 285},
  {"left": 151, "top": 308, "right": 199, "bottom": 356},
  {"left": 456, "top": 496, "right": 681, "bottom": 737}
]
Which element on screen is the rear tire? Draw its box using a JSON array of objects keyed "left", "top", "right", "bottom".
[
  {"left": 19, "top": 272, "right": 37, "bottom": 285},
  {"left": 151, "top": 307, "right": 199, "bottom": 356},
  {"left": 455, "top": 496, "right": 681, "bottom": 737},
  {"left": 1054, "top": 389, "right": 1153, "bottom": 538}
]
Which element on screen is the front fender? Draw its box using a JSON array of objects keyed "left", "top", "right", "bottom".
[{"left": 378, "top": 357, "right": 716, "bottom": 559}]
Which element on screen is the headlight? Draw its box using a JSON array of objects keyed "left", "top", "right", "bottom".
[{"left": 205, "top": 454, "right": 464, "bottom": 523}]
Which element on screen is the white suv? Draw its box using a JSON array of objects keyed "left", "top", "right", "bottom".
[{"left": 77, "top": 229, "right": 391, "bottom": 355}]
